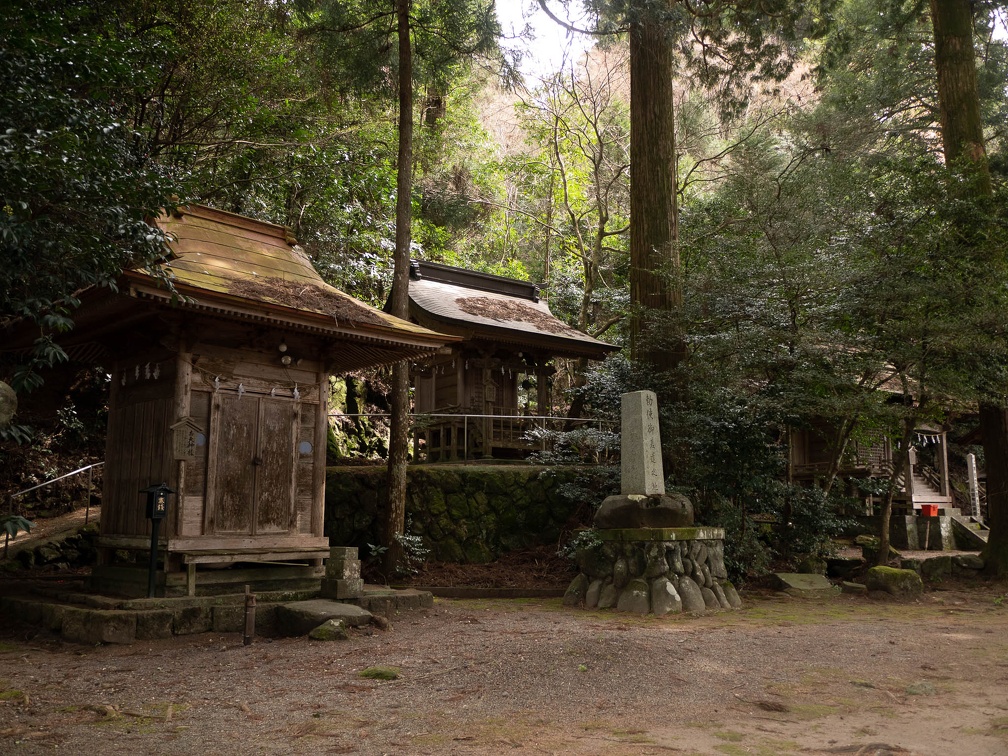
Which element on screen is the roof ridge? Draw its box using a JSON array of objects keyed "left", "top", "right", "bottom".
[{"left": 411, "top": 260, "right": 540, "bottom": 302}]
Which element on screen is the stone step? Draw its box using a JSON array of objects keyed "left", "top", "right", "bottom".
[
  {"left": 350, "top": 586, "right": 434, "bottom": 615},
  {"left": 772, "top": 573, "right": 840, "bottom": 599},
  {"left": 0, "top": 584, "right": 434, "bottom": 644}
]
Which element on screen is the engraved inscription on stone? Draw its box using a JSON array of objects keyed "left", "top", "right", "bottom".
[{"left": 621, "top": 390, "right": 665, "bottom": 496}]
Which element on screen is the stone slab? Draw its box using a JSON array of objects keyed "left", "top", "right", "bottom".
[
  {"left": 61, "top": 607, "right": 136, "bottom": 645},
  {"left": 211, "top": 605, "right": 245, "bottom": 633},
  {"left": 621, "top": 390, "right": 665, "bottom": 495},
  {"left": 841, "top": 581, "right": 868, "bottom": 596},
  {"left": 773, "top": 573, "right": 840, "bottom": 599},
  {"left": 173, "top": 605, "right": 213, "bottom": 635},
  {"left": 275, "top": 599, "right": 372, "bottom": 637},
  {"left": 135, "top": 609, "right": 174, "bottom": 640},
  {"left": 353, "top": 587, "right": 433, "bottom": 613}
]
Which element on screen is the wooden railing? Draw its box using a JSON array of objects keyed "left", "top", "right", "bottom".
[
  {"left": 329, "top": 412, "right": 615, "bottom": 463},
  {"left": 6, "top": 462, "right": 103, "bottom": 525}
]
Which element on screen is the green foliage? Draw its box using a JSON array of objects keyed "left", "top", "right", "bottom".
[
  {"left": 584, "top": 0, "right": 820, "bottom": 117},
  {"left": 394, "top": 517, "right": 431, "bottom": 574},
  {"left": 0, "top": 2, "right": 179, "bottom": 385},
  {"left": 691, "top": 494, "right": 772, "bottom": 583},
  {"left": 0, "top": 515, "right": 34, "bottom": 540},
  {"left": 503, "top": 52, "right": 631, "bottom": 339},
  {"left": 557, "top": 527, "right": 601, "bottom": 561}
]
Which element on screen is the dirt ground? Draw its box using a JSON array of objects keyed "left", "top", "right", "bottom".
[{"left": 1, "top": 581, "right": 1006, "bottom": 755}]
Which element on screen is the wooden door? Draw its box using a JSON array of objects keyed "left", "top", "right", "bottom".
[
  {"left": 256, "top": 398, "right": 299, "bottom": 533},
  {"left": 208, "top": 393, "right": 299, "bottom": 536}
]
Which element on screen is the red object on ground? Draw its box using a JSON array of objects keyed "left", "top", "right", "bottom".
[{"left": 920, "top": 504, "right": 939, "bottom": 517}]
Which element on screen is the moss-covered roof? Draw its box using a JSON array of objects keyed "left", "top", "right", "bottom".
[{"left": 122, "top": 205, "right": 453, "bottom": 369}]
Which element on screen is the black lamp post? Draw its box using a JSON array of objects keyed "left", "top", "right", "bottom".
[{"left": 141, "top": 483, "right": 175, "bottom": 598}]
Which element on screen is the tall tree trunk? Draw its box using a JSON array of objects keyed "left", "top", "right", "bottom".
[
  {"left": 384, "top": 0, "right": 414, "bottom": 576},
  {"left": 879, "top": 417, "right": 916, "bottom": 566},
  {"left": 979, "top": 405, "right": 1008, "bottom": 572},
  {"left": 928, "top": 0, "right": 1008, "bottom": 574},
  {"left": 628, "top": 1, "right": 682, "bottom": 373}
]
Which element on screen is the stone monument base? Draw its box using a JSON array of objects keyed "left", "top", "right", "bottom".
[
  {"left": 593, "top": 493, "right": 694, "bottom": 529},
  {"left": 563, "top": 527, "right": 741, "bottom": 615}
]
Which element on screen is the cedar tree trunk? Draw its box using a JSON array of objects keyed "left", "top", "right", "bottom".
[
  {"left": 628, "top": 1, "right": 683, "bottom": 373},
  {"left": 929, "top": 0, "right": 1008, "bottom": 574},
  {"left": 384, "top": 0, "right": 413, "bottom": 575}
]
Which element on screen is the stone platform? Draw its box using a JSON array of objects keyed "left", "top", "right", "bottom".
[
  {"left": 0, "top": 581, "right": 432, "bottom": 644},
  {"left": 564, "top": 527, "right": 741, "bottom": 615}
]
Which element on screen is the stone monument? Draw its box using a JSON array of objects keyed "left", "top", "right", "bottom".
[
  {"left": 319, "top": 546, "right": 364, "bottom": 600},
  {"left": 593, "top": 390, "right": 694, "bottom": 529},
  {"left": 564, "top": 390, "right": 739, "bottom": 615}
]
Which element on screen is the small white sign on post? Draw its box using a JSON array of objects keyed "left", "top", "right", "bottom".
[
  {"left": 620, "top": 390, "right": 665, "bottom": 496},
  {"left": 967, "top": 452, "right": 982, "bottom": 521}
]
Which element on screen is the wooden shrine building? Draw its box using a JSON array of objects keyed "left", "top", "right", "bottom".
[
  {"left": 35, "top": 205, "right": 450, "bottom": 595},
  {"left": 790, "top": 422, "right": 954, "bottom": 516},
  {"left": 407, "top": 261, "right": 617, "bottom": 461}
]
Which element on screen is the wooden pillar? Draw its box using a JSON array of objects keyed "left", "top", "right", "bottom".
[
  {"left": 172, "top": 345, "right": 193, "bottom": 539},
  {"left": 536, "top": 366, "right": 550, "bottom": 418},
  {"left": 101, "top": 359, "right": 122, "bottom": 538},
  {"left": 938, "top": 431, "right": 950, "bottom": 497},
  {"left": 312, "top": 367, "right": 328, "bottom": 538}
]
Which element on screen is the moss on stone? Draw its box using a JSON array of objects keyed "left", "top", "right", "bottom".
[
  {"left": 359, "top": 666, "right": 399, "bottom": 680},
  {"left": 325, "top": 465, "right": 602, "bottom": 563},
  {"left": 865, "top": 566, "right": 924, "bottom": 597}
]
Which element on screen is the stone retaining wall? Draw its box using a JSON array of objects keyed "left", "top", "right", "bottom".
[
  {"left": 564, "top": 528, "right": 741, "bottom": 615},
  {"left": 325, "top": 464, "right": 613, "bottom": 562}
]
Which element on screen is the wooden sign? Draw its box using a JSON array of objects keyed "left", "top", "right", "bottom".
[{"left": 171, "top": 417, "right": 205, "bottom": 460}]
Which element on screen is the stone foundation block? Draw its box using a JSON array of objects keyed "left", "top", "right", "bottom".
[
  {"left": 211, "top": 605, "right": 245, "bottom": 633},
  {"left": 320, "top": 577, "right": 364, "bottom": 600},
  {"left": 173, "top": 605, "right": 212, "bottom": 635},
  {"left": 325, "top": 547, "right": 361, "bottom": 580},
  {"left": 135, "top": 609, "right": 174, "bottom": 639},
  {"left": 61, "top": 607, "right": 136, "bottom": 645}
]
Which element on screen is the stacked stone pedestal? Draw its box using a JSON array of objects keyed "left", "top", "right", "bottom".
[
  {"left": 319, "top": 546, "right": 364, "bottom": 600},
  {"left": 564, "top": 528, "right": 741, "bottom": 615}
]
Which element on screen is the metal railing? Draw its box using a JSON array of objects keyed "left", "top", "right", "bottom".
[
  {"left": 329, "top": 412, "right": 616, "bottom": 463},
  {"left": 7, "top": 462, "right": 103, "bottom": 525}
]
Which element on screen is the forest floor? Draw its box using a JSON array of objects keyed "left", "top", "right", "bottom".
[{"left": 1, "top": 535, "right": 1007, "bottom": 755}]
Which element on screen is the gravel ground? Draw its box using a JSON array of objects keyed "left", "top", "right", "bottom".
[{"left": 2, "top": 581, "right": 1007, "bottom": 755}]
